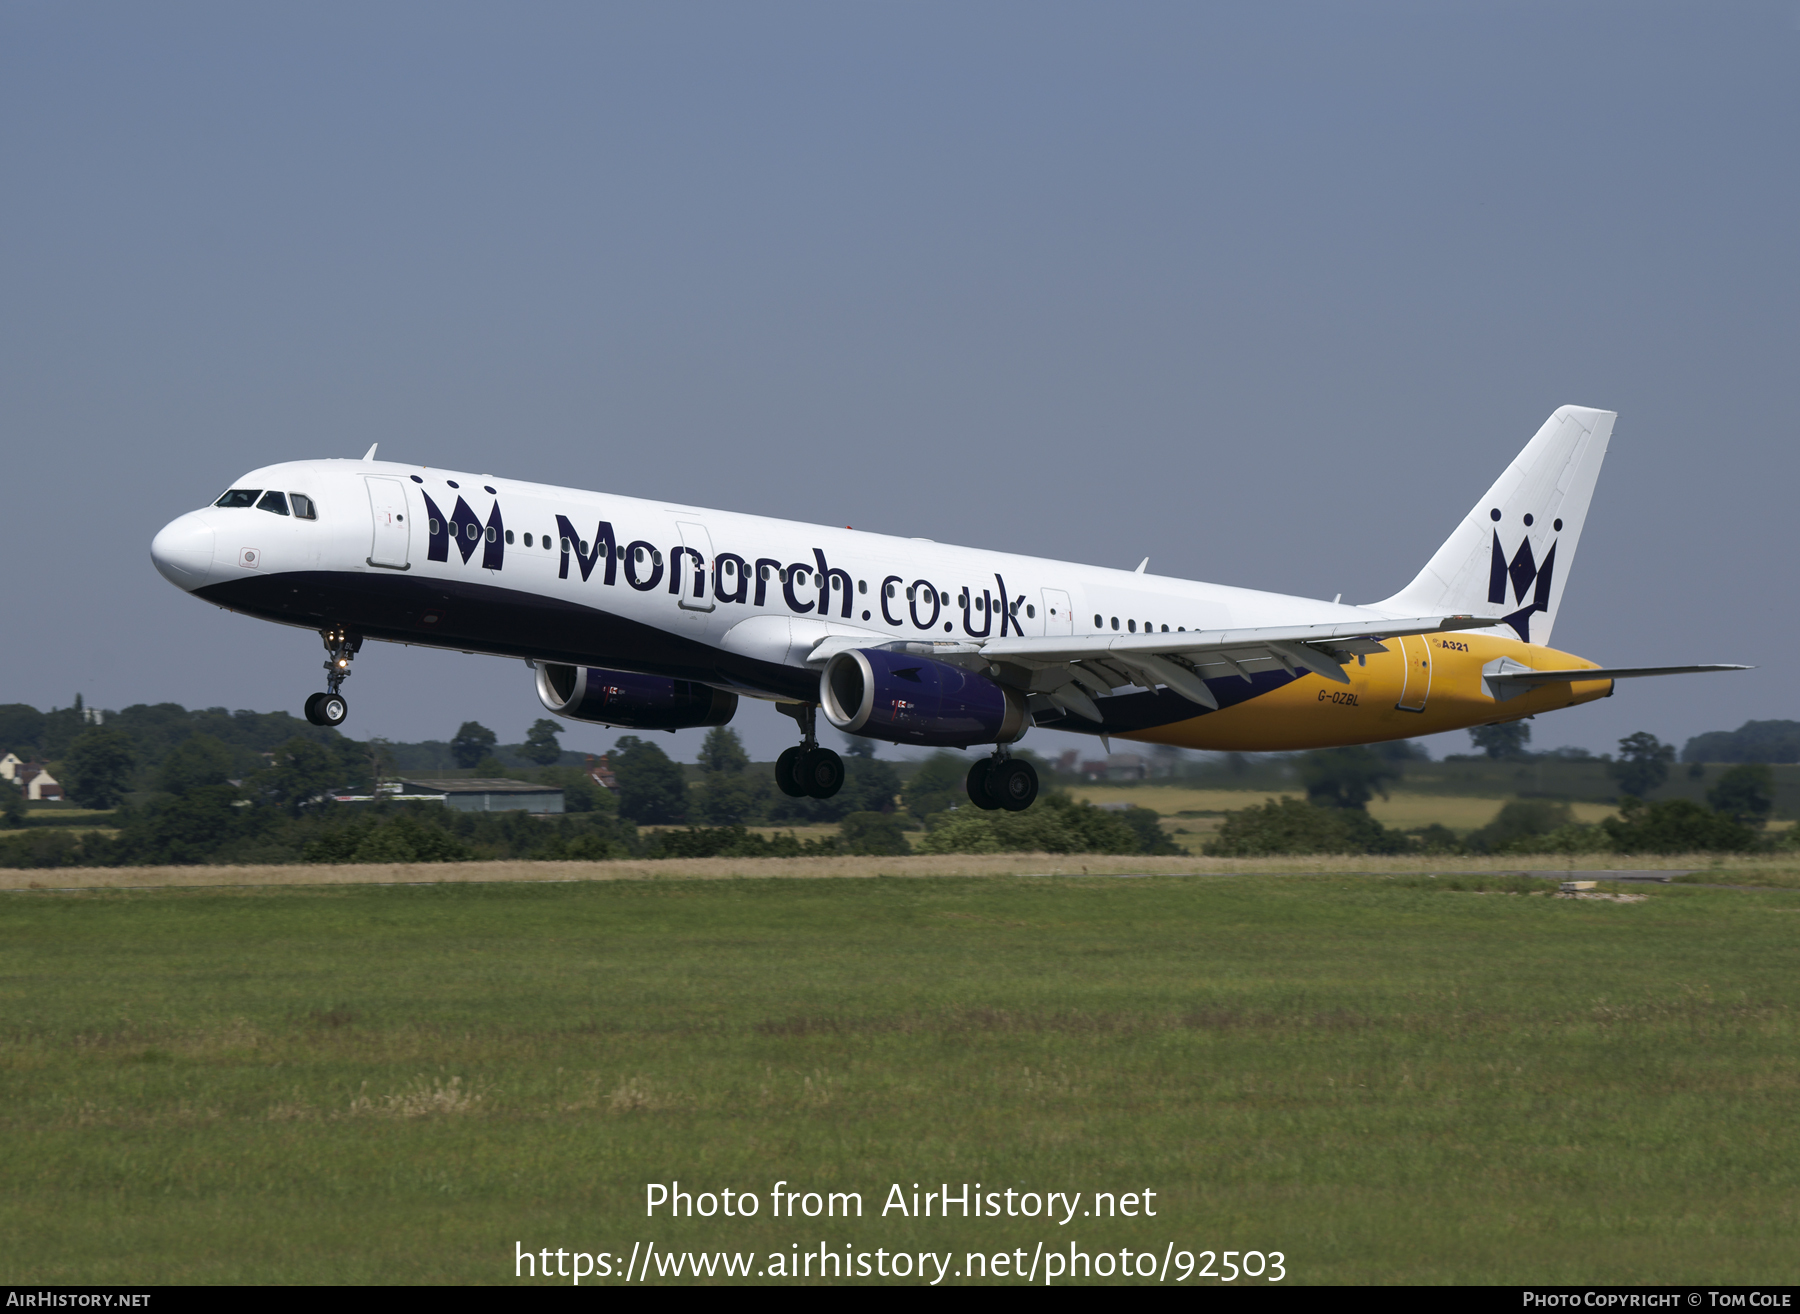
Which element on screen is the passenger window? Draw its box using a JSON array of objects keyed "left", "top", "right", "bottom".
[
  {"left": 289, "top": 493, "right": 317, "bottom": 520},
  {"left": 215, "top": 489, "right": 261, "bottom": 509},
  {"left": 523, "top": 532, "right": 533, "bottom": 547},
  {"left": 505, "top": 530, "right": 515, "bottom": 545},
  {"left": 256, "top": 491, "right": 290, "bottom": 516}
]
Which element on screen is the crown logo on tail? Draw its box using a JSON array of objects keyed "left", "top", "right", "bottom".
[{"left": 1488, "top": 531, "right": 1556, "bottom": 642}]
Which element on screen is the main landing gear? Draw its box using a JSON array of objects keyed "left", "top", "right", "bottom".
[
  {"left": 775, "top": 703, "right": 845, "bottom": 799},
  {"left": 966, "top": 751, "right": 1038, "bottom": 813},
  {"left": 303, "top": 628, "right": 360, "bottom": 728}
]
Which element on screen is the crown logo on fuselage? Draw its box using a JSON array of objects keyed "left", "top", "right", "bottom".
[
  {"left": 1488, "top": 530, "right": 1555, "bottom": 642},
  {"left": 422, "top": 493, "right": 504, "bottom": 571}
]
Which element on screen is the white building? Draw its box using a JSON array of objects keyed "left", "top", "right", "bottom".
[{"left": 1, "top": 753, "right": 64, "bottom": 801}]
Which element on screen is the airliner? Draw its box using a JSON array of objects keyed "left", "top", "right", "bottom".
[{"left": 149, "top": 405, "right": 1744, "bottom": 810}]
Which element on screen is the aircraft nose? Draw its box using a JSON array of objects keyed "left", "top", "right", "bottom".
[{"left": 151, "top": 513, "right": 216, "bottom": 591}]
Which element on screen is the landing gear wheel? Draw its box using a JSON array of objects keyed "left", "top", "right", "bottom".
[
  {"left": 313, "top": 627, "right": 360, "bottom": 728},
  {"left": 799, "top": 747, "right": 845, "bottom": 799},
  {"left": 965, "top": 758, "right": 1003, "bottom": 810},
  {"left": 775, "top": 746, "right": 808, "bottom": 798},
  {"left": 317, "top": 693, "right": 348, "bottom": 728},
  {"left": 992, "top": 758, "right": 1039, "bottom": 812}
]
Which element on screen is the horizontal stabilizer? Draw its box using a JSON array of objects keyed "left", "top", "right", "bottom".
[{"left": 1483, "top": 658, "right": 1751, "bottom": 703}]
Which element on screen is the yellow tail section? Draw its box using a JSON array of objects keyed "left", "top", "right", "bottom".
[{"left": 1128, "top": 632, "right": 1611, "bottom": 753}]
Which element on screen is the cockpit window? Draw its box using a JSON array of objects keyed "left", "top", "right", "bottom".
[
  {"left": 215, "top": 489, "right": 262, "bottom": 509},
  {"left": 256, "top": 490, "right": 290, "bottom": 516},
  {"left": 290, "top": 493, "right": 317, "bottom": 520}
]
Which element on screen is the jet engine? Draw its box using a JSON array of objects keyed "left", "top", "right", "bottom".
[
  {"left": 820, "top": 648, "right": 1028, "bottom": 748},
  {"left": 535, "top": 663, "right": 738, "bottom": 730}
]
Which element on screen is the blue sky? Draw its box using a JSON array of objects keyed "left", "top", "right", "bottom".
[{"left": 3, "top": 2, "right": 1795, "bottom": 764}]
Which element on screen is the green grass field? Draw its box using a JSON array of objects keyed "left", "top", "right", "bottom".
[{"left": 4, "top": 872, "right": 1798, "bottom": 1284}]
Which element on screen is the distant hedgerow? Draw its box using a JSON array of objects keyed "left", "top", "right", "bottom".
[
  {"left": 1203, "top": 797, "right": 1410, "bottom": 857},
  {"left": 919, "top": 793, "right": 1175, "bottom": 856}
]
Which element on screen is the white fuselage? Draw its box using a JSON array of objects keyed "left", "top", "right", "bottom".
[{"left": 152, "top": 456, "right": 1371, "bottom": 692}]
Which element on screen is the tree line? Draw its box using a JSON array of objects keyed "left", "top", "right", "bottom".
[
  {"left": 0, "top": 699, "right": 1179, "bottom": 866},
  {"left": 1205, "top": 730, "right": 1790, "bottom": 858},
  {"left": 3, "top": 696, "right": 1793, "bottom": 865}
]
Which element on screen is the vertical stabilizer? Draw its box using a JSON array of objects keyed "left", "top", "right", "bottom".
[{"left": 1373, "top": 405, "right": 1614, "bottom": 647}]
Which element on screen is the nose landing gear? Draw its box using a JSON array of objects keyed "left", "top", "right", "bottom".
[
  {"left": 966, "top": 750, "right": 1037, "bottom": 812},
  {"left": 304, "top": 628, "right": 360, "bottom": 727},
  {"left": 774, "top": 702, "right": 845, "bottom": 799}
]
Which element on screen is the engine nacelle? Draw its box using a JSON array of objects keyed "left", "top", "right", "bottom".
[
  {"left": 820, "top": 648, "right": 1028, "bottom": 748},
  {"left": 535, "top": 663, "right": 738, "bottom": 731}
]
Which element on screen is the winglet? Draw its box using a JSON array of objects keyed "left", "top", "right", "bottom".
[
  {"left": 1134, "top": 557, "right": 1149, "bottom": 574},
  {"left": 362, "top": 443, "right": 379, "bottom": 461}
]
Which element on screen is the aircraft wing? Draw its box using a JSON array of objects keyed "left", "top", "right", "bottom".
[
  {"left": 804, "top": 613, "right": 1497, "bottom": 721},
  {"left": 978, "top": 614, "right": 1499, "bottom": 664}
]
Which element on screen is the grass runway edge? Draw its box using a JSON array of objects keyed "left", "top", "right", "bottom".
[{"left": 2, "top": 849, "right": 1787, "bottom": 892}]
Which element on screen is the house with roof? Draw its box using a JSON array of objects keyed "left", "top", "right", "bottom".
[{"left": 1, "top": 753, "right": 64, "bottom": 801}]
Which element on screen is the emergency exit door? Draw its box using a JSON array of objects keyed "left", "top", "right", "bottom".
[{"left": 1395, "top": 635, "right": 1431, "bottom": 712}]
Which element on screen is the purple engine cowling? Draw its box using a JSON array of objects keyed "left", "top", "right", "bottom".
[
  {"left": 820, "top": 648, "right": 1028, "bottom": 748},
  {"left": 535, "top": 663, "right": 738, "bottom": 730}
]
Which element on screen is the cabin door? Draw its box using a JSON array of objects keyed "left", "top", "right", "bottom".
[
  {"left": 1041, "top": 588, "right": 1074, "bottom": 635},
  {"left": 675, "top": 522, "right": 716, "bottom": 612},
  {"left": 1395, "top": 634, "right": 1432, "bottom": 712},
  {"left": 365, "top": 477, "right": 411, "bottom": 570}
]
